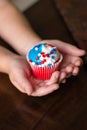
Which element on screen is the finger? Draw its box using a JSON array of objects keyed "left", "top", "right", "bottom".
[
  {"left": 59, "top": 71, "right": 67, "bottom": 83},
  {"left": 72, "top": 67, "right": 79, "bottom": 76},
  {"left": 74, "top": 59, "right": 83, "bottom": 66},
  {"left": 61, "top": 79, "right": 66, "bottom": 83},
  {"left": 64, "top": 64, "right": 74, "bottom": 78},
  {"left": 46, "top": 71, "right": 60, "bottom": 85},
  {"left": 66, "top": 56, "right": 83, "bottom": 67},
  {"left": 65, "top": 64, "right": 74, "bottom": 73},
  {"left": 66, "top": 73, "right": 72, "bottom": 78},
  {"left": 65, "top": 64, "right": 79, "bottom": 77},
  {"left": 64, "top": 64, "right": 79, "bottom": 77},
  {"left": 31, "top": 84, "right": 59, "bottom": 97},
  {"left": 48, "top": 40, "right": 86, "bottom": 56}
]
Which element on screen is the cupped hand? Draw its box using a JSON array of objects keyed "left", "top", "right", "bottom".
[
  {"left": 8, "top": 40, "right": 85, "bottom": 97},
  {"left": 8, "top": 56, "right": 60, "bottom": 96},
  {"left": 45, "top": 40, "right": 85, "bottom": 82}
]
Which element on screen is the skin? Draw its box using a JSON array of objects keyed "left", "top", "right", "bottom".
[{"left": 0, "top": 0, "right": 86, "bottom": 96}]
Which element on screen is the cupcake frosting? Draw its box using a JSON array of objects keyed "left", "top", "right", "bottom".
[{"left": 27, "top": 43, "right": 60, "bottom": 67}]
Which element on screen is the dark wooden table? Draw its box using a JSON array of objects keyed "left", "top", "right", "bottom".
[
  {"left": 0, "top": 0, "right": 87, "bottom": 130},
  {"left": 54, "top": 0, "right": 87, "bottom": 64},
  {"left": 54, "top": 0, "right": 87, "bottom": 48}
]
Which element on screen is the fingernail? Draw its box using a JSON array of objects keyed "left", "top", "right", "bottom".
[
  {"left": 54, "top": 86, "right": 59, "bottom": 90},
  {"left": 61, "top": 79, "right": 66, "bottom": 83},
  {"left": 72, "top": 73, "right": 78, "bottom": 76},
  {"left": 81, "top": 50, "right": 86, "bottom": 54},
  {"left": 66, "top": 74, "right": 71, "bottom": 78}
]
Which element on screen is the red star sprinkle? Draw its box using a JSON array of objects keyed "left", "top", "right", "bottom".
[
  {"left": 46, "top": 54, "right": 49, "bottom": 57},
  {"left": 48, "top": 44, "right": 54, "bottom": 47},
  {"left": 50, "top": 51, "right": 53, "bottom": 54},
  {"left": 41, "top": 52, "right": 45, "bottom": 55},
  {"left": 41, "top": 61, "right": 44, "bottom": 64},
  {"left": 36, "top": 57, "right": 39, "bottom": 60},
  {"left": 29, "top": 60, "right": 32, "bottom": 62},
  {"left": 44, "top": 59, "right": 46, "bottom": 62},
  {"left": 42, "top": 54, "right": 46, "bottom": 57}
]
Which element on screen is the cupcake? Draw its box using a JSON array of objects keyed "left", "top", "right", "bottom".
[{"left": 26, "top": 42, "right": 63, "bottom": 80}]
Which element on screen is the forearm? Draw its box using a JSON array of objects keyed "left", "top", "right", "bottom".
[
  {"left": 0, "top": 0, "right": 41, "bottom": 55},
  {"left": 0, "top": 45, "right": 17, "bottom": 73}
]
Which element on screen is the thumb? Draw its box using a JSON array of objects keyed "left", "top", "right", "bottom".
[
  {"left": 46, "top": 71, "right": 60, "bottom": 85},
  {"left": 48, "top": 40, "right": 86, "bottom": 56}
]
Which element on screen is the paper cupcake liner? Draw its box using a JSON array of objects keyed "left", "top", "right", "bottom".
[{"left": 29, "top": 54, "right": 63, "bottom": 80}]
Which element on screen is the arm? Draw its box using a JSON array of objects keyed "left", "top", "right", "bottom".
[
  {"left": 0, "top": 45, "right": 17, "bottom": 73},
  {"left": 0, "top": 0, "right": 41, "bottom": 55}
]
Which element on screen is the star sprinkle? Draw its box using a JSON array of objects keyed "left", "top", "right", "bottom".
[
  {"left": 28, "top": 43, "right": 59, "bottom": 67},
  {"left": 35, "top": 47, "right": 38, "bottom": 51}
]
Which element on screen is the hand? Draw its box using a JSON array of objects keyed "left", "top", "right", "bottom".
[
  {"left": 8, "top": 56, "right": 60, "bottom": 96},
  {"left": 8, "top": 40, "right": 85, "bottom": 97},
  {"left": 46, "top": 40, "right": 85, "bottom": 83}
]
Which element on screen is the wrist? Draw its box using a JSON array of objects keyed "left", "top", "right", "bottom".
[
  {"left": 19, "top": 37, "right": 42, "bottom": 56},
  {"left": 6, "top": 54, "right": 19, "bottom": 74},
  {"left": 0, "top": 46, "right": 18, "bottom": 74},
  {"left": 2, "top": 54, "right": 18, "bottom": 74}
]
